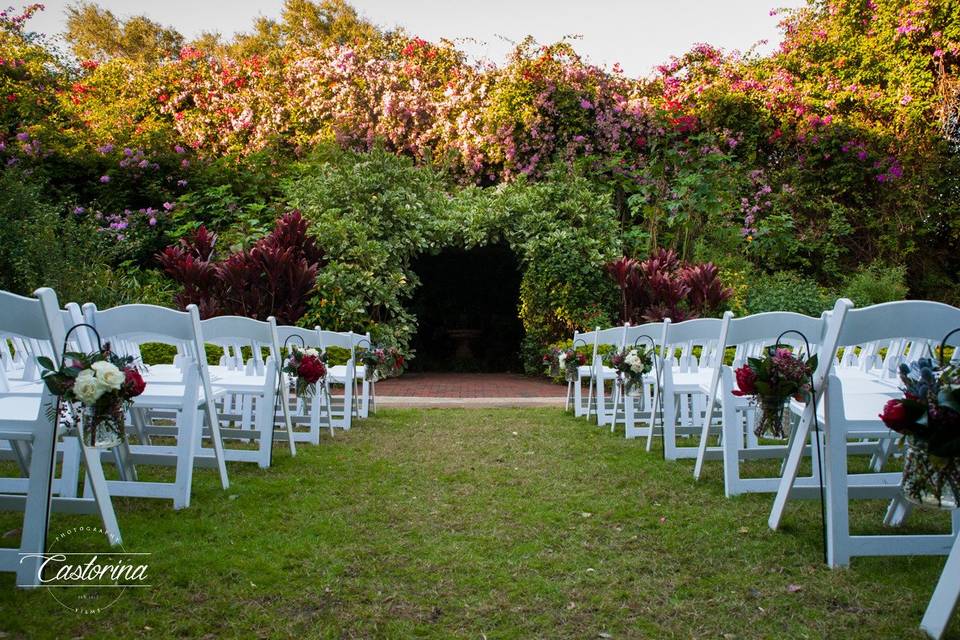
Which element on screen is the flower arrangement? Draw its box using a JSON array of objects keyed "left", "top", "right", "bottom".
[
  {"left": 732, "top": 347, "right": 817, "bottom": 438},
  {"left": 283, "top": 347, "right": 327, "bottom": 398},
  {"left": 879, "top": 358, "right": 960, "bottom": 508},
  {"left": 610, "top": 346, "right": 653, "bottom": 395},
  {"left": 359, "top": 346, "right": 404, "bottom": 382},
  {"left": 38, "top": 344, "right": 145, "bottom": 448},
  {"left": 543, "top": 347, "right": 587, "bottom": 382}
]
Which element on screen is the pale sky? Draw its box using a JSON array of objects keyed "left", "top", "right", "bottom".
[{"left": 29, "top": 0, "right": 806, "bottom": 78}]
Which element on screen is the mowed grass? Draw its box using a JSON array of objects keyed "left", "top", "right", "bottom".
[{"left": 0, "top": 408, "right": 956, "bottom": 639}]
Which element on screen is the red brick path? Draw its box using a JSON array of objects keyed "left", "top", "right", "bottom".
[{"left": 375, "top": 372, "right": 566, "bottom": 398}]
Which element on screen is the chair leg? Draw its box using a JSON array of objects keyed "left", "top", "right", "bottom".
[
  {"left": 17, "top": 426, "right": 56, "bottom": 588},
  {"left": 174, "top": 408, "right": 199, "bottom": 510},
  {"left": 920, "top": 532, "right": 960, "bottom": 639},
  {"left": 78, "top": 438, "right": 122, "bottom": 546},
  {"left": 768, "top": 405, "right": 815, "bottom": 530}
]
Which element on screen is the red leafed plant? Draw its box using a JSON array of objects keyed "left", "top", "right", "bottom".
[
  {"left": 606, "top": 248, "right": 731, "bottom": 323},
  {"left": 157, "top": 211, "right": 324, "bottom": 323}
]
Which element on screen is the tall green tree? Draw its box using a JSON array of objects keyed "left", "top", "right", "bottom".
[{"left": 64, "top": 2, "right": 183, "bottom": 64}]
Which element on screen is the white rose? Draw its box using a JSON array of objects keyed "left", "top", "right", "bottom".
[
  {"left": 91, "top": 361, "right": 124, "bottom": 391},
  {"left": 558, "top": 352, "right": 567, "bottom": 366},
  {"left": 304, "top": 348, "right": 319, "bottom": 358},
  {"left": 74, "top": 369, "right": 106, "bottom": 405}
]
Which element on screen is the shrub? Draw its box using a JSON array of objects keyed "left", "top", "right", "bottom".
[
  {"left": 841, "top": 262, "right": 908, "bottom": 307},
  {"left": 607, "top": 249, "right": 732, "bottom": 323},
  {"left": 157, "top": 211, "right": 323, "bottom": 322},
  {"left": 745, "top": 272, "right": 832, "bottom": 317}
]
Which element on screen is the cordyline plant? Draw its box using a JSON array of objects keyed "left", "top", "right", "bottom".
[
  {"left": 607, "top": 248, "right": 731, "bottom": 323},
  {"left": 157, "top": 211, "right": 324, "bottom": 323}
]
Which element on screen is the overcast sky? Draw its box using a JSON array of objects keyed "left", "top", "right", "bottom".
[{"left": 29, "top": 0, "right": 806, "bottom": 78}]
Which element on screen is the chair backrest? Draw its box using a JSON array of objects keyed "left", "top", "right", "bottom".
[
  {"left": 276, "top": 325, "right": 322, "bottom": 350},
  {"left": 663, "top": 316, "right": 727, "bottom": 370},
  {"left": 723, "top": 311, "right": 827, "bottom": 366},
  {"left": 818, "top": 299, "right": 960, "bottom": 389},
  {"left": 318, "top": 329, "right": 356, "bottom": 356},
  {"left": 623, "top": 322, "right": 665, "bottom": 349},
  {"left": 201, "top": 315, "right": 279, "bottom": 375},
  {"left": 82, "top": 303, "right": 197, "bottom": 347},
  {"left": 0, "top": 287, "right": 66, "bottom": 366}
]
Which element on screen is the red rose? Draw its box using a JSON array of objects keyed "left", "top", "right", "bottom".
[
  {"left": 732, "top": 365, "right": 757, "bottom": 396},
  {"left": 879, "top": 399, "right": 911, "bottom": 432},
  {"left": 123, "top": 368, "right": 146, "bottom": 397},
  {"left": 297, "top": 356, "right": 326, "bottom": 385}
]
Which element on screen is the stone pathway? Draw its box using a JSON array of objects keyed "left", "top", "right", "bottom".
[{"left": 374, "top": 372, "right": 566, "bottom": 408}]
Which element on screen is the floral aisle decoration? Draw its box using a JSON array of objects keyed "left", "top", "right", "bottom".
[
  {"left": 359, "top": 346, "right": 404, "bottom": 382},
  {"left": 283, "top": 347, "right": 328, "bottom": 398},
  {"left": 39, "top": 343, "right": 146, "bottom": 448},
  {"left": 879, "top": 357, "right": 960, "bottom": 509},
  {"left": 732, "top": 347, "right": 817, "bottom": 439},
  {"left": 543, "top": 347, "right": 587, "bottom": 382},
  {"left": 610, "top": 346, "right": 653, "bottom": 396}
]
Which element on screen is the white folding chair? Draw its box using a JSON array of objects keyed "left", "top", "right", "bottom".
[
  {"left": 318, "top": 330, "right": 356, "bottom": 431},
  {"left": 569, "top": 328, "right": 595, "bottom": 416},
  {"left": 0, "top": 288, "right": 120, "bottom": 587},
  {"left": 769, "top": 299, "right": 960, "bottom": 567},
  {"left": 82, "top": 303, "right": 229, "bottom": 509},
  {"left": 658, "top": 317, "right": 725, "bottom": 460},
  {"left": 591, "top": 326, "right": 628, "bottom": 428},
  {"left": 200, "top": 315, "right": 295, "bottom": 467},
  {"left": 691, "top": 311, "right": 831, "bottom": 496},
  {"left": 276, "top": 325, "right": 333, "bottom": 444},
  {"left": 615, "top": 322, "right": 667, "bottom": 440}
]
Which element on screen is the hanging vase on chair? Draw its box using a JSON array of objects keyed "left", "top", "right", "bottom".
[
  {"left": 80, "top": 404, "right": 124, "bottom": 449},
  {"left": 901, "top": 441, "right": 959, "bottom": 510},
  {"left": 754, "top": 396, "right": 791, "bottom": 439}
]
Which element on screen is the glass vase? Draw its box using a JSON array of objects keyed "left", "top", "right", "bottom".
[
  {"left": 901, "top": 442, "right": 959, "bottom": 510},
  {"left": 81, "top": 405, "right": 123, "bottom": 449},
  {"left": 754, "top": 396, "right": 791, "bottom": 439}
]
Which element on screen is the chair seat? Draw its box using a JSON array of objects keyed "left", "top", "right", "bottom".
[
  {"left": 131, "top": 383, "right": 225, "bottom": 409},
  {"left": 328, "top": 365, "right": 362, "bottom": 382},
  {"left": 670, "top": 369, "right": 713, "bottom": 393},
  {"left": 0, "top": 395, "right": 43, "bottom": 426},
  {"left": 210, "top": 372, "right": 272, "bottom": 394}
]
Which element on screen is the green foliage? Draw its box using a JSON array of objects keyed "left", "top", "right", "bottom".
[
  {"left": 841, "top": 262, "right": 909, "bottom": 307},
  {"left": 283, "top": 145, "right": 449, "bottom": 349},
  {"left": 139, "top": 342, "right": 223, "bottom": 366},
  {"left": 745, "top": 271, "right": 833, "bottom": 317},
  {"left": 0, "top": 168, "right": 119, "bottom": 306},
  {"left": 64, "top": 2, "right": 184, "bottom": 65}
]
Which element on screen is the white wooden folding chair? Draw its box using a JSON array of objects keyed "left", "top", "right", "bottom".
[
  {"left": 591, "top": 326, "right": 627, "bottom": 428},
  {"left": 658, "top": 317, "right": 725, "bottom": 460},
  {"left": 569, "top": 327, "right": 596, "bottom": 416},
  {"left": 200, "top": 315, "right": 295, "bottom": 467},
  {"left": 318, "top": 330, "right": 356, "bottom": 431},
  {"left": 0, "top": 288, "right": 121, "bottom": 587},
  {"left": 613, "top": 322, "right": 667, "bottom": 440},
  {"left": 689, "top": 311, "right": 832, "bottom": 496},
  {"left": 769, "top": 299, "right": 960, "bottom": 567},
  {"left": 82, "top": 303, "right": 229, "bottom": 509},
  {"left": 276, "top": 325, "right": 334, "bottom": 444}
]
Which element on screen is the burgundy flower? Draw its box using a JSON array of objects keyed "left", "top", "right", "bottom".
[
  {"left": 123, "top": 368, "right": 146, "bottom": 397},
  {"left": 297, "top": 356, "right": 327, "bottom": 385},
  {"left": 732, "top": 365, "right": 757, "bottom": 396},
  {"left": 879, "top": 398, "right": 916, "bottom": 433}
]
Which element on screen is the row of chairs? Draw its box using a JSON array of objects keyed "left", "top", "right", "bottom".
[
  {"left": 568, "top": 299, "right": 960, "bottom": 639},
  {"left": 0, "top": 288, "right": 377, "bottom": 587}
]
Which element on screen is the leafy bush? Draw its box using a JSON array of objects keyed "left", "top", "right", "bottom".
[
  {"left": 607, "top": 249, "right": 732, "bottom": 323},
  {"left": 157, "top": 211, "right": 323, "bottom": 322},
  {"left": 841, "top": 262, "right": 908, "bottom": 307},
  {"left": 745, "top": 272, "right": 832, "bottom": 317}
]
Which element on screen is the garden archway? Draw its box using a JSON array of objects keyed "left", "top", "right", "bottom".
[{"left": 408, "top": 242, "right": 524, "bottom": 372}]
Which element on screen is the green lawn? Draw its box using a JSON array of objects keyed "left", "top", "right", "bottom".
[{"left": 0, "top": 408, "right": 956, "bottom": 639}]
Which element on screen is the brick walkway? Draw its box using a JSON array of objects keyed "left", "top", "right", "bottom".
[{"left": 375, "top": 372, "right": 567, "bottom": 407}]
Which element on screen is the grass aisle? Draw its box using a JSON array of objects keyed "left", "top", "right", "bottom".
[{"left": 0, "top": 408, "right": 955, "bottom": 639}]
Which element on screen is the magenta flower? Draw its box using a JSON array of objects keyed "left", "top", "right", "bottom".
[{"left": 99, "top": 175, "right": 110, "bottom": 183}]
